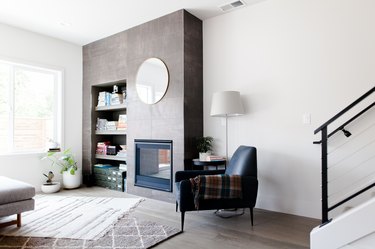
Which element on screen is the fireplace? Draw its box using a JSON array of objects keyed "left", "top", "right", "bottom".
[{"left": 135, "top": 139, "right": 173, "bottom": 192}]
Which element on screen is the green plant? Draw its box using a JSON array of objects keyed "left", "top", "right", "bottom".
[
  {"left": 196, "top": 136, "right": 213, "bottom": 153},
  {"left": 42, "top": 148, "right": 78, "bottom": 175}
]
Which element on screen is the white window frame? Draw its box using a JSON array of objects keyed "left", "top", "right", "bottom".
[{"left": 0, "top": 58, "right": 63, "bottom": 155}]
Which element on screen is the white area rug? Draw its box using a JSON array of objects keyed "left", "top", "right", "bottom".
[{"left": 0, "top": 195, "right": 142, "bottom": 240}]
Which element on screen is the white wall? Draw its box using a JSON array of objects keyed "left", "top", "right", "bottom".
[
  {"left": 0, "top": 23, "right": 82, "bottom": 191},
  {"left": 203, "top": 0, "right": 375, "bottom": 218}
]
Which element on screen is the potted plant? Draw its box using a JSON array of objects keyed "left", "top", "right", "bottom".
[
  {"left": 196, "top": 136, "right": 213, "bottom": 161},
  {"left": 41, "top": 171, "right": 61, "bottom": 193},
  {"left": 42, "top": 148, "right": 81, "bottom": 189}
]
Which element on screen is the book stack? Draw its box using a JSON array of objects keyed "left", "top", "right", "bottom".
[
  {"left": 107, "top": 145, "right": 117, "bottom": 155},
  {"left": 93, "top": 164, "right": 126, "bottom": 192},
  {"left": 96, "top": 141, "right": 110, "bottom": 155},
  {"left": 110, "top": 93, "right": 123, "bottom": 105},
  {"left": 48, "top": 148, "right": 61, "bottom": 152},
  {"left": 117, "top": 115, "right": 127, "bottom": 130},
  {"left": 105, "top": 121, "right": 118, "bottom": 131},
  {"left": 97, "top": 91, "right": 111, "bottom": 107},
  {"left": 96, "top": 118, "right": 108, "bottom": 131},
  {"left": 119, "top": 163, "right": 127, "bottom": 171},
  {"left": 206, "top": 155, "right": 226, "bottom": 161},
  {"left": 93, "top": 164, "right": 114, "bottom": 169}
]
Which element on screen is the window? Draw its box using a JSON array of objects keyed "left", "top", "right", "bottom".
[{"left": 0, "top": 60, "right": 62, "bottom": 154}]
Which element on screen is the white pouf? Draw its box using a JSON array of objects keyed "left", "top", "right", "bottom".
[{"left": 41, "top": 182, "right": 61, "bottom": 194}]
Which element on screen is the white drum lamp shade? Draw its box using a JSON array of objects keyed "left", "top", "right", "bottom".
[{"left": 210, "top": 91, "right": 244, "bottom": 117}]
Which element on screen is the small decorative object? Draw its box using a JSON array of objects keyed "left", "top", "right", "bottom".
[
  {"left": 113, "top": 85, "right": 118, "bottom": 93},
  {"left": 42, "top": 148, "right": 81, "bottom": 189},
  {"left": 47, "top": 138, "right": 60, "bottom": 152},
  {"left": 43, "top": 171, "right": 55, "bottom": 184},
  {"left": 41, "top": 171, "right": 60, "bottom": 194},
  {"left": 196, "top": 136, "right": 213, "bottom": 161},
  {"left": 121, "top": 87, "right": 127, "bottom": 101}
]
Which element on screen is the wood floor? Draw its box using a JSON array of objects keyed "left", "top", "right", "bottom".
[{"left": 52, "top": 187, "right": 319, "bottom": 249}]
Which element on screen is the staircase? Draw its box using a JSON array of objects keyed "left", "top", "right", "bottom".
[
  {"left": 311, "top": 197, "right": 375, "bottom": 249},
  {"left": 310, "top": 86, "right": 375, "bottom": 249}
]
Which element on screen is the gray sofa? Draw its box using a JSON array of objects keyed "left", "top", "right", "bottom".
[{"left": 0, "top": 176, "right": 35, "bottom": 228}]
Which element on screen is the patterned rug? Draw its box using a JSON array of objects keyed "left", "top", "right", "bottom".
[
  {"left": 0, "top": 195, "right": 143, "bottom": 240},
  {"left": 0, "top": 215, "right": 181, "bottom": 248}
]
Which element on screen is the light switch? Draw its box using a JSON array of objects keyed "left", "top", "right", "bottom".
[{"left": 303, "top": 113, "right": 311, "bottom": 124}]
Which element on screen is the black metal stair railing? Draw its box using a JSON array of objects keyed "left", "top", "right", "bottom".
[{"left": 314, "top": 86, "right": 375, "bottom": 224}]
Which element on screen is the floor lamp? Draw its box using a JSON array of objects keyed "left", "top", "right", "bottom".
[{"left": 210, "top": 91, "right": 244, "bottom": 159}]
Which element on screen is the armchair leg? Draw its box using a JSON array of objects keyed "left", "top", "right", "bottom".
[
  {"left": 181, "top": 211, "right": 185, "bottom": 232},
  {"left": 17, "top": 214, "right": 21, "bottom": 227},
  {"left": 176, "top": 201, "right": 178, "bottom": 212},
  {"left": 250, "top": 207, "right": 254, "bottom": 226}
]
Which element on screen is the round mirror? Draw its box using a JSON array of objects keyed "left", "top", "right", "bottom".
[{"left": 135, "top": 58, "right": 169, "bottom": 104}]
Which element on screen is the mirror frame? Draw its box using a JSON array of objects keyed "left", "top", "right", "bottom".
[{"left": 135, "top": 57, "right": 169, "bottom": 104}]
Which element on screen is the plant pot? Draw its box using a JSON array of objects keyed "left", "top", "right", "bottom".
[
  {"left": 41, "top": 182, "right": 61, "bottom": 194},
  {"left": 199, "top": 152, "right": 210, "bottom": 161},
  {"left": 63, "top": 169, "right": 82, "bottom": 189}
]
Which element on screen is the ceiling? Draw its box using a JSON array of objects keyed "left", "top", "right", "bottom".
[{"left": 0, "top": 0, "right": 264, "bottom": 46}]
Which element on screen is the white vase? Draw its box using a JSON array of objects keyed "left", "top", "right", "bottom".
[
  {"left": 63, "top": 169, "right": 82, "bottom": 189},
  {"left": 199, "top": 152, "right": 210, "bottom": 161}
]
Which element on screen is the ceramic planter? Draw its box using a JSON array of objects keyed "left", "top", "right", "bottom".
[
  {"left": 199, "top": 152, "right": 210, "bottom": 161},
  {"left": 63, "top": 169, "right": 82, "bottom": 189},
  {"left": 41, "top": 182, "right": 61, "bottom": 194}
]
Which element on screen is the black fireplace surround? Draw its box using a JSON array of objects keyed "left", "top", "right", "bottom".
[{"left": 135, "top": 139, "right": 173, "bottom": 192}]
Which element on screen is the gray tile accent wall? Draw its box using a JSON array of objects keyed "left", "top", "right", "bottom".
[{"left": 82, "top": 10, "right": 203, "bottom": 202}]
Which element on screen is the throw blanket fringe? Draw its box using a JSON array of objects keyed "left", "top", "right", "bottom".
[{"left": 190, "top": 174, "right": 242, "bottom": 209}]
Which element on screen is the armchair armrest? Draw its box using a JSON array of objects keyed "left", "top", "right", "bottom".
[
  {"left": 241, "top": 176, "right": 258, "bottom": 203},
  {"left": 175, "top": 169, "right": 225, "bottom": 182}
]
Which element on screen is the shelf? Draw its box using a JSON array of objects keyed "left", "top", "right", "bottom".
[
  {"left": 95, "top": 104, "right": 127, "bottom": 111},
  {"left": 95, "top": 130, "right": 127, "bottom": 135},
  {"left": 95, "top": 154, "right": 127, "bottom": 161}
]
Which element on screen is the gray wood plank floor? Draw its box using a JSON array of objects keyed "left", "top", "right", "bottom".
[{"left": 51, "top": 187, "right": 319, "bottom": 249}]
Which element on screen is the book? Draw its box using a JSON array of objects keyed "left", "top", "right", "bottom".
[
  {"left": 97, "top": 91, "right": 111, "bottom": 106},
  {"left": 107, "top": 145, "right": 117, "bottom": 155},
  {"left": 206, "top": 155, "right": 226, "bottom": 161},
  {"left": 117, "top": 115, "right": 127, "bottom": 130},
  {"left": 105, "top": 121, "right": 118, "bottom": 131},
  {"left": 110, "top": 93, "right": 123, "bottom": 105},
  {"left": 48, "top": 148, "right": 61, "bottom": 152},
  {"left": 94, "top": 164, "right": 113, "bottom": 168}
]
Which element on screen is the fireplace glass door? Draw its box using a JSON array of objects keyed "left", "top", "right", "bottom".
[{"left": 135, "top": 140, "right": 172, "bottom": 192}]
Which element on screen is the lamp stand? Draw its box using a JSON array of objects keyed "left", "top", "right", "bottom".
[{"left": 225, "top": 115, "right": 228, "bottom": 159}]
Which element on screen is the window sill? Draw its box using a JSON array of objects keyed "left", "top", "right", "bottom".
[{"left": 0, "top": 151, "right": 47, "bottom": 157}]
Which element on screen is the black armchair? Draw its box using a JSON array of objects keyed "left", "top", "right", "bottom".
[{"left": 175, "top": 145, "right": 258, "bottom": 231}]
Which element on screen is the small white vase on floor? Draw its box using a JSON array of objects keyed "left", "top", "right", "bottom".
[
  {"left": 41, "top": 182, "right": 61, "bottom": 194},
  {"left": 63, "top": 169, "right": 82, "bottom": 189}
]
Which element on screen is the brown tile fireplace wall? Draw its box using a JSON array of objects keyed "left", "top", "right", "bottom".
[{"left": 82, "top": 10, "right": 203, "bottom": 202}]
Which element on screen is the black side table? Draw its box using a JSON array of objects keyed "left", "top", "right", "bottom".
[{"left": 191, "top": 159, "right": 227, "bottom": 170}]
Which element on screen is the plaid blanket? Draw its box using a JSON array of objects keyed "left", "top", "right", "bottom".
[{"left": 190, "top": 174, "right": 242, "bottom": 209}]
